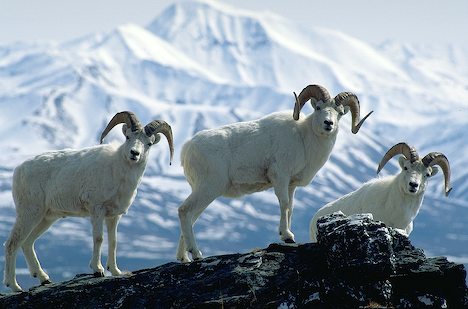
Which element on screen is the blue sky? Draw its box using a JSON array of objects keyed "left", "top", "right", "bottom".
[{"left": 1, "top": 0, "right": 467, "bottom": 45}]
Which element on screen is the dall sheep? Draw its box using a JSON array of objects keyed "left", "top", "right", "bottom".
[
  {"left": 310, "top": 142, "right": 452, "bottom": 241},
  {"left": 177, "top": 84, "right": 373, "bottom": 262},
  {"left": 4, "top": 111, "right": 174, "bottom": 292}
]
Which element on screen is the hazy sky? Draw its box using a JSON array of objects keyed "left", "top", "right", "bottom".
[{"left": 1, "top": 0, "right": 467, "bottom": 45}]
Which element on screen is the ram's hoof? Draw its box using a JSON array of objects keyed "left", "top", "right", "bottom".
[
  {"left": 284, "top": 238, "right": 296, "bottom": 244},
  {"left": 93, "top": 271, "right": 105, "bottom": 278},
  {"left": 6, "top": 283, "right": 24, "bottom": 292},
  {"left": 41, "top": 279, "right": 52, "bottom": 286},
  {"left": 177, "top": 256, "right": 192, "bottom": 263},
  {"left": 190, "top": 249, "right": 203, "bottom": 261}
]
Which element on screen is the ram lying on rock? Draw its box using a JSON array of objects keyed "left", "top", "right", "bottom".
[
  {"left": 177, "top": 84, "right": 373, "bottom": 262},
  {"left": 310, "top": 142, "right": 451, "bottom": 242},
  {"left": 4, "top": 111, "right": 173, "bottom": 292}
]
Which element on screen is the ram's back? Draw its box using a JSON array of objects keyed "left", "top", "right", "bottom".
[
  {"left": 181, "top": 112, "right": 304, "bottom": 195},
  {"left": 12, "top": 145, "right": 117, "bottom": 214}
]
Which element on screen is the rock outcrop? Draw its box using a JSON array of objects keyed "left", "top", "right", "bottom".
[{"left": 1, "top": 212, "right": 466, "bottom": 308}]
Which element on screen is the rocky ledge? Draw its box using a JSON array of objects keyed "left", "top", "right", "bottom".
[{"left": 1, "top": 212, "right": 467, "bottom": 308}]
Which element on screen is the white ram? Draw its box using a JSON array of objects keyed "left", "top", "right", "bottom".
[
  {"left": 3, "top": 111, "right": 174, "bottom": 292},
  {"left": 177, "top": 84, "right": 373, "bottom": 262},
  {"left": 310, "top": 142, "right": 452, "bottom": 241}
]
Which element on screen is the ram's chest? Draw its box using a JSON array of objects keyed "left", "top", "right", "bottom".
[
  {"left": 84, "top": 167, "right": 141, "bottom": 217},
  {"left": 103, "top": 180, "right": 139, "bottom": 216},
  {"left": 381, "top": 196, "right": 422, "bottom": 229},
  {"left": 292, "top": 164, "right": 322, "bottom": 186},
  {"left": 291, "top": 149, "right": 331, "bottom": 187}
]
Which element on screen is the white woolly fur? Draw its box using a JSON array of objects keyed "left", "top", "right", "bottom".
[
  {"left": 3, "top": 113, "right": 172, "bottom": 292},
  {"left": 176, "top": 94, "right": 363, "bottom": 262},
  {"left": 310, "top": 156, "right": 440, "bottom": 242}
]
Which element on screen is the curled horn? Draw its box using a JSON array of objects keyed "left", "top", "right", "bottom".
[
  {"left": 377, "top": 142, "right": 419, "bottom": 174},
  {"left": 334, "top": 92, "right": 373, "bottom": 134},
  {"left": 144, "top": 120, "right": 174, "bottom": 165},
  {"left": 293, "top": 85, "right": 331, "bottom": 120},
  {"left": 100, "top": 111, "right": 142, "bottom": 144},
  {"left": 422, "top": 152, "right": 452, "bottom": 197}
]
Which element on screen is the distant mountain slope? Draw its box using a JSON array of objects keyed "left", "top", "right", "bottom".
[{"left": 0, "top": 0, "right": 466, "bottom": 291}]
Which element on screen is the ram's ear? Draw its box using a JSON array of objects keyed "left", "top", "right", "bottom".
[
  {"left": 310, "top": 98, "right": 318, "bottom": 109},
  {"left": 430, "top": 166, "right": 439, "bottom": 177},
  {"left": 155, "top": 134, "right": 161, "bottom": 144},
  {"left": 398, "top": 156, "right": 406, "bottom": 169},
  {"left": 122, "top": 124, "right": 128, "bottom": 136}
]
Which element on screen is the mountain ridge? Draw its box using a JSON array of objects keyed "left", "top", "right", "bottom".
[
  {"left": 1, "top": 213, "right": 466, "bottom": 307},
  {"left": 0, "top": 0, "right": 467, "bottom": 291}
]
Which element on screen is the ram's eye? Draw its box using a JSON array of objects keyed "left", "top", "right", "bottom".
[
  {"left": 404, "top": 167, "right": 408, "bottom": 171},
  {"left": 316, "top": 106, "right": 321, "bottom": 111},
  {"left": 426, "top": 173, "right": 430, "bottom": 177},
  {"left": 126, "top": 136, "right": 130, "bottom": 140},
  {"left": 147, "top": 143, "right": 152, "bottom": 146}
]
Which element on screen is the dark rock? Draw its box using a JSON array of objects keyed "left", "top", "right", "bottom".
[
  {"left": 1, "top": 212, "right": 466, "bottom": 308},
  {"left": 317, "top": 212, "right": 395, "bottom": 279},
  {"left": 391, "top": 256, "right": 467, "bottom": 308}
]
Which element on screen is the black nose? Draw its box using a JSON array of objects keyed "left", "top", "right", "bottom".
[
  {"left": 409, "top": 182, "right": 419, "bottom": 188},
  {"left": 324, "top": 120, "right": 334, "bottom": 126},
  {"left": 130, "top": 149, "right": 140, "bottom": 156}
]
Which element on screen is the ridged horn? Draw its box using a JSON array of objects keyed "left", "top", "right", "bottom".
[
  {"left": 422, "top": 152, "right": 452, "bottom": 197},
  {"left": 293, "top": 85, "right": 331, "bottom": 120},
  {"left": 334, "top": 92, "right": 373, "bottom": 134},
  {"left": 144, "top": 120, "right": 174, "bottom": 165},
  {"left": 100, "top": 111, "right": 142, "bottom": 144},
  {"left": 377, "top": 142, "right": 419, "bottom": 174}
]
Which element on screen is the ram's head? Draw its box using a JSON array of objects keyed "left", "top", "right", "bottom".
[
  {"left": 293, "top": 84, "right": 373, "bottom": 137},
  {"left": 377, "top": 142, "right": 452, "bottom": 197},
  {"left": 100, "top": 111, "right": 174, "bottom": 165}
]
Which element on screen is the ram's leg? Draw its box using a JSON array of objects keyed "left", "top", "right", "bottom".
[
  {"left": 176, "top": 203, "right": 209, "bottom": 262},
  {"left": 287, "top": 186, "right": 296, "bottom": 233},
  {"left": 105, "top": 215, "right": 124, "bottom": 276},
  {"left": 89, "top": 208, "right": 105, "bottom": 277},
  {"left": 395, "top": 222, "right": 413, "bottom": 237},
  {"left": 309, "top": 214, "right": 319, "bottom": 243},
  {"left": 272, "top": 178, "right": 295, "bottom": 243},
  {"left": 178, "top": 190, "right": 218, "bottom": 261},
  {"left": 4, "top": 214, "right": 38, "bottom": 292},
  {"left": 176, "top": 234, "right": 190, "bottom": 263},
  {"left": 22, "top": 216, "right": 57, "bottom": 285},
  {"left": 405, "top": 222, "right": 413, "bottom": 236}
]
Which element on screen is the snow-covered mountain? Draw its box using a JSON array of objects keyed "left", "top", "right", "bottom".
[{"left": 1, "top": 0, "right": 467, "bottom": 290}]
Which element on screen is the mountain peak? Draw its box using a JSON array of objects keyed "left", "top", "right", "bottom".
[
  {"left": 147, "top": 0, "right": 271, "bottom": 48},
  {"left": 1, "top": 1, "right": 467, "bottom": 293}
]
